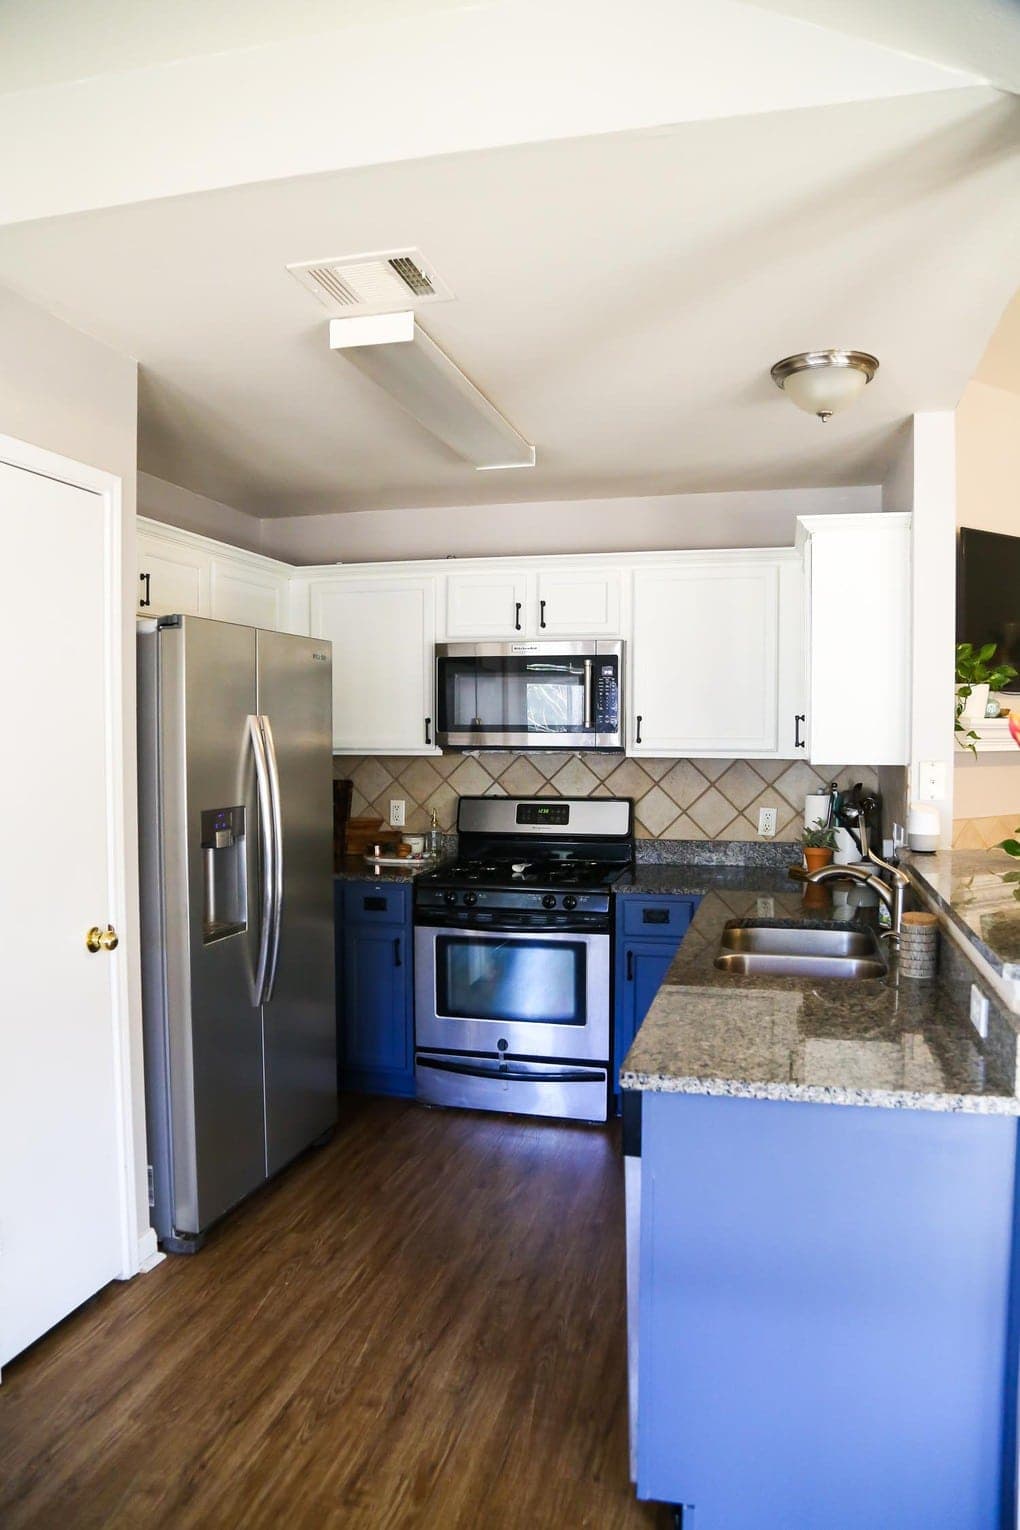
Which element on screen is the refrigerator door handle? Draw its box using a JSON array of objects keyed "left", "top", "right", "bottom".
[
  {"left": 260, "top": 714, "right": 285, "bottom": 1003},
  {"left": 247, "top": 714, "right": 275, "bottom": 1006}
]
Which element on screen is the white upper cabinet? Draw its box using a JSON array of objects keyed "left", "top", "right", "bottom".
[
  {"left": 440, "top": 565, "right": 622, "bottom": 639},
  {"left": 209, "top": 556, "right": 289, "bottom": 631},
  {"left": 137, "top": 522, "right": 209, "bottom": 617},
  {"left": 445, "top": 569, "right": 529, "bottom": 639},
  {"left": 535, "top": 568, "right": 621, "bottom": 637},
  {"left": 310, "top": 576, "right": 437, "bottom": 754},
  {"left": 799, "top": 513, "right": 911, "bottom": 765},
  {"left": 631, "top": 555, "right": 802, "bottom": 758}
]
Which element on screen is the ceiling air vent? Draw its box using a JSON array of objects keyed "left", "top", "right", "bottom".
[{"left": 286, "top": 248, "right": 452, "bottom": 316}]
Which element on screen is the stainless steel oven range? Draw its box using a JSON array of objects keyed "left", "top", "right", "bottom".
[{"left": 413, "top": 796, "right": 634, "bottom": 1123}]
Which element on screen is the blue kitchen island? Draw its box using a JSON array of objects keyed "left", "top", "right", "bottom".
[{"left": 619, "top": 872, "right": 1020, "bottom": 1529}]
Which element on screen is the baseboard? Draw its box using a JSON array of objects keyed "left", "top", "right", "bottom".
[{"left": 137, "top": 1226, "right": 165, "bottom": 1273}]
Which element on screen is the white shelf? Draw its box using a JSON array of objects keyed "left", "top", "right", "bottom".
[{"left": 956, "top": 717, "right": 1020, "bottom": 753}]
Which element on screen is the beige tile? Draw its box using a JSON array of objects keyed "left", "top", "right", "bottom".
[
  {"left": 578, "top": 751, "right": 621, "bottom": 781},
  {"left": 536, "top": 782, "right": 559, "bottom": 797},
  {"left": 953, "top": 820, "right": 985, "bottom": 850},
  {"left": 719, "top": 816, "right": 758, "bottom": 840},
  {"left": 448, "top": 757, "right": 496, "bottom": 797},
  {"left": 746, "top": 789, "right": 798, "bottom": 837},
  {"left": 550, "top": 757, "right": 600, "bottom": 797},
  {"left": 484, "top": 781, "right": 508, "bottom": 796},
  {"left": 634, "top": 822, "right": 653, "bottom": 839},
  {"left": 396, "top": 757, "right": 444, "bottom": 805},
  {"left": 530, "top": 752, "right": 574, "bottom": 778},
  {"left": 475, "top": 752, "right": 515, "bottom": 779},
  {"left": 774, "top": 760, "right": 827, "bottom": 810},
  {"left": 688, "top": 787, "right": 736, "bottom": 838},
  {"left": 636, "top": 757, "right": 676, "bottom": 783},
  {"left": 423, "top": 780, "right": 460, "bottom": 829},
  {"left": 431, "top": 751, "right": 462, "bottom": 779},
  {"left": 498, "top": 757, "right": 548, "bottom": 797},
  {"left": 750, "top": 758, "right": 789, "bottom": 784},
  {"left": 349, "top": 789, "right": 369, "bottom": 818},
  {"left": 377, "top": 755, "right": 415, "bottom": 779},
  {"left": 634, "top": 785, "right": 680, "bottom": 837},
  {"left": 605, "top": 758, "right": 655, "bottom": 799},
  {"left": 662, "top": 812, "right": 702, "bottom": 839},
  {"left": 331, "top": 755, "right": 361, "bottom": 778},
  {"left": 695, "top": 758, "right": 736, "bottom": 783},
  {"left": 405, "top": 804, "right": 430, "bottom": 832},
  {"left": 658, "top": 760, "right": 711, "bottom": 810},
  {"left": 715, "top": 760, "right": 767, "bottom": 812},
  {"left": 351, "top": 758, "right": 393, "bottom": 803}
]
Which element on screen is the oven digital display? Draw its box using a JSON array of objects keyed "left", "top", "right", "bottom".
[{"left": 516, "top": 803, "right": 569, "bottom": 826}]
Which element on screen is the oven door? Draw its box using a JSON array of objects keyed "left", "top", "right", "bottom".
[{"left": 414, "top": 925, "right": 610, "bottom": 1062}]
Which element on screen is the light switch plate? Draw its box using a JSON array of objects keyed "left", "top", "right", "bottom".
[{"left": 916, "top": 761, "right": 947, "bottom": 803}]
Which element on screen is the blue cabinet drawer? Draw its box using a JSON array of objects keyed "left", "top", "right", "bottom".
[
  {"left": 619, "top": 896, "right": 696, "bottom": 938},
  {"left": 342, "top": 881, "right": 409, "bottom": 926}
]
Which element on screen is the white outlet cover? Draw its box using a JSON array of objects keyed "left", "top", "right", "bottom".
[
  {"left": 389, "top": 798, "right": 406, "bottom": 828},
  {"left": 970, "top": 984, "right": 989, "bottom": 1039},
  {"left": 758, "top": 807, "right": 777, "bottom": 837}
]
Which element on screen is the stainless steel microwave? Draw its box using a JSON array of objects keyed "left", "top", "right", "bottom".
[{"left": 435, "top": 640, "right": 624, "bottom": 751}]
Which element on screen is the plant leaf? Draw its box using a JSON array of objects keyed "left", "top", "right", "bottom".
[{"left": 997, "top": 838, "right": 1020, "bottom": 857}]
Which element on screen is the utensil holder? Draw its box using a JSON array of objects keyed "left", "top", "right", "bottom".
[{"left": 898, "top": 911, "right": 938, "bottom": 979}]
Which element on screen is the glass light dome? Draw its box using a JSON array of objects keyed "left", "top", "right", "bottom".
[{"left": 770, "top": 351, "right": 879, "bottom": 422}]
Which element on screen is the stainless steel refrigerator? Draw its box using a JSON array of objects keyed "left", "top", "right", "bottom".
[{"left": 137, "top": 614, "right": 337, "bottom": 1252}]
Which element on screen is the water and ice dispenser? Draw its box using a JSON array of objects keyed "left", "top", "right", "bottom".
[{"left": 201, "top": 806, "right": 247, "bottom": 943}]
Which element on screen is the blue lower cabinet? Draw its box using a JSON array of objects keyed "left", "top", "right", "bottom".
[
  {"left": 613, "top": 897, "right": 697, "bottom": 1108},
  {"left": 335, "top": 880, "right": 415, "bottom": 1098}
]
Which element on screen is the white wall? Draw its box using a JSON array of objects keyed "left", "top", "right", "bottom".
[
  {"left": 0, "top": 283, "right": 151, "bottom": 1254},
  {"left": 954, "top": 377, "right": 1020, "bottom": 823},
  {"left": 259, "top": 484, "right": 880, "bottom": 565},
  {"left": 139, "top": 472, "right": 262, "bottom": 553}
]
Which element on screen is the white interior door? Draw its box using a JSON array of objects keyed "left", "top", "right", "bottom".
[{"left": 0, "top": 455, "right": 129, "bottom": 1369}]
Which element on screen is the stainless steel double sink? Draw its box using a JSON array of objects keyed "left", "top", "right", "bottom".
[{"left": 714, "top": 921, "right": 887, "bottom": 980}]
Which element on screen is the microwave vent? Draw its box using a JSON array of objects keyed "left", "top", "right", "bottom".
[{"left": 287, "top": 249, "right": 452, "bottom": 316}]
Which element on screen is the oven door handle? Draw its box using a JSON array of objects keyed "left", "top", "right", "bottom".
[{"left": 416, "top": 1056, "right": 605, "bottom": 1084}]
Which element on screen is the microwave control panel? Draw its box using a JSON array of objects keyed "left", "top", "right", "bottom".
[{"left": 595, "top": 663, "right": 619, "bottom": 730}]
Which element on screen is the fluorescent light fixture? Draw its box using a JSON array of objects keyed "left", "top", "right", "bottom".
[{"left": 329, "top": 311, "right": 535, "bottom": 470}]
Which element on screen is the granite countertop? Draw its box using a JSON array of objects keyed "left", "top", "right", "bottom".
[
  {"left": 620, "top": 870, "right": 1020, "bottom": 1115},
  {"left": 901, "top": 849, "right": 1020, "bottom": 987},
  {"left": 334, "top": 854, "right": 444, "bottom": 882}
]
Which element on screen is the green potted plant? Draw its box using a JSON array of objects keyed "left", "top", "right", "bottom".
[
  {"left": 956, "top": 642, "right": 1018, "bottom": 752},
  {"left": 802, "top": 818, "right": 838, "bottom": 873}
]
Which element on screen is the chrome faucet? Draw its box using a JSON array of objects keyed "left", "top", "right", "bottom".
[{"left": 802, "top": 806, "right": 909, "bottom": 942}]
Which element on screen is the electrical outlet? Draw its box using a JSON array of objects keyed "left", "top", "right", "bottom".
[
  {"left": 389, "top": 799, "right": 406, "bottom": 828},
  {"left": 758, "top": 807, "right": 777, "bottom": 838},
  {"left": 756, "top": 897, "right": 775, "bottom": 918},
  {"left": 970, "top": 984, "right": 989, "bottom": 1039}
]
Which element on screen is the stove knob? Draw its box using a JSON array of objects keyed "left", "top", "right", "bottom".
[
  {"left": 563, "top": 894, "right": 578, "bottom": 911},
  {"left": 541, "top": 893, "right": 557, "bottom": 910},
  {"left": 464, "top": 891, "right": 478, "bottom": 907},
  {"left": 444, "top": 890, "right": 457, "bottom": 906}
]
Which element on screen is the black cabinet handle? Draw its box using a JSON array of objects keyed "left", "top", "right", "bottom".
[
  {"left": 642, "top": 908, "right": 669, "bottom": 925},
  {"left": 635, "top": 714, "right": 643, "bottom": 745},
  {"left": 794, "top": 713, "right": 806, "bottom": 749},
  {"left": 139, "top": 572, "right": 151, "bottom": 608},
  {"left": 394, "top": 937, "right": 402, "bottom": 968},
  {"left": 539, "top": 599, "right": 547, "bottom": 629},
  {"left": 514, "top": 601, "right": 522, "bottom": 632},
  {"left": 425, "top": 717, "right": 432, "bottom": 746},
  {"left": 626, "top": 949, "right": 635, "bottom": 982}
]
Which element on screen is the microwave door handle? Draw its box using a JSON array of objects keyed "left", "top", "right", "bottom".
[
  {"left": 583, "top": 659, "right": 594, "bottom": 730},
  {"left": 247, "top": 714, "right": 274, "bottom": 1006}
]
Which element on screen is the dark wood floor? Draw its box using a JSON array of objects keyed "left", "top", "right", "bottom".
[{"left": 0, "top": 1097, "right": 668, "bottom": 1529}]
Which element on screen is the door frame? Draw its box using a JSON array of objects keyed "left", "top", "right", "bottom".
[{"left": 0, "top": 431, "right": 144, "bottom": 1282}]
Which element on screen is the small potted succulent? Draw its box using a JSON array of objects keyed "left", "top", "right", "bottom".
[
  {"left": 802, "top": 819, "right": 838, "bottom": 873},
  {"left": 956, "top": 642, "right": 1018, "bottom": 752}
]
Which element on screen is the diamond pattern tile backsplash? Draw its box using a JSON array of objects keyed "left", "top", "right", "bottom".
[{"left": 333, "top": 752, "right": 879, "bottom": 841}]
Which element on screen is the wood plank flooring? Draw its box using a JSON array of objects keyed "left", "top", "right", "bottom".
[{"left": 0, "top": 1097, "right": 668, "bottom": 1529}]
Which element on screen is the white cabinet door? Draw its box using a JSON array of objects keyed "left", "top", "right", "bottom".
[
  {"left": 536, "top": 568, "right": 621, "bottom": 636},
  {"left": 310, "top": 576, "right": 437, "bottom": 753},
  {"left": 632, "top": 561, "right": 781, "bottom": 755},
  {"left": 444, "top": 570, "right": 528, "bottom": 639},
  {"left": 137, "top": 526, "right": 209, "bottom": 617},
  {"left": 1, "top": 456, "right": 130, "bottom": 1368},
  {"left": 210, "top": 556, "right": 287, "bottom": 631},
  {"left": 800, "top": 514, "right": 911, "bottom": 765}
]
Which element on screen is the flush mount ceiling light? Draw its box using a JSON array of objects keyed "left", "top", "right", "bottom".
[
  {"left": 329, "top": 311, "right": 535, "bottom": 471},
  {"left": 770, "top": 350, "right": 879, "bottom": 422}
]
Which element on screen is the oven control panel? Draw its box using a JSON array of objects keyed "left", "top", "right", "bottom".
[{"left": 415, "top": 884, "right": 610, "bottom": 924}]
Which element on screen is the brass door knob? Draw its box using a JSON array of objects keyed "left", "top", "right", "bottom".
[{"left": 86, "top": 924, "right": 119, "bottom": 953}]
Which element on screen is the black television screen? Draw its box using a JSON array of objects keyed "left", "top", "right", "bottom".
[{"left": 958, "top": 527, "right": 1020, "bottom": 693}]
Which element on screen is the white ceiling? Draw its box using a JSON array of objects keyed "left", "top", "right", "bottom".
[
  {"left": 0, "top": 85, "right": 1016, "bottom": 516},
  {"left": 974, "top": 288, "right": 1020, "bottom": 396},
  {"left": 747, "top": 0, "right": 1020, "bottom": 93}
]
